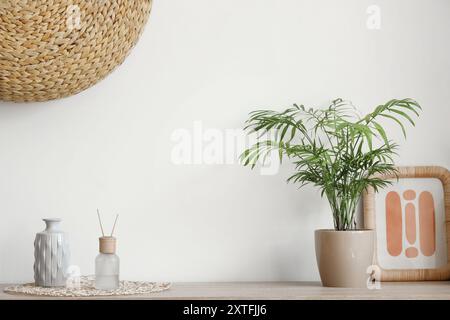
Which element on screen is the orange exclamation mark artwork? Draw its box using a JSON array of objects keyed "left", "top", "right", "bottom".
[{"left": 386, "top": 189, "right": 436, "bottom": 258}]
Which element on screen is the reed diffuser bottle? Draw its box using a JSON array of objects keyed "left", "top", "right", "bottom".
[
  {"left": 95, "top": 211, "right": 120, "bottom": 290},
  {"left": 95, "top": 236, "right": 120, "bottom": 290}
]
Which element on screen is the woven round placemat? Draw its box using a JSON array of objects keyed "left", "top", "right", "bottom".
[
  {"left": 0, "top": 0, "right": 152, "bottom": 102},
  {"left": 4, "top": 276, "right": 171, "bottom": 297}
]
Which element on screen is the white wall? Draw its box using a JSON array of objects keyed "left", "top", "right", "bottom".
[{"left": 0, "top": 0, "right": 449, "bottom": 283}]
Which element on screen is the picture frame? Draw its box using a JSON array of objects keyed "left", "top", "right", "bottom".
[{"left": 363, "top": 166, "right": 450, "bottom": 281}]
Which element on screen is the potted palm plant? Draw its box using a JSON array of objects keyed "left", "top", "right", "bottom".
[{"left": 241, "top": 98, "right": 421, "bottom": 287}]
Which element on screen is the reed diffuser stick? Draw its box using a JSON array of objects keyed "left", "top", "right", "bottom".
[
  {"left": 110, "top": 214, "right": 119, "bottom": 237},
  {"left": 97, "top": 209, "right": 105, "bottom": 237}
]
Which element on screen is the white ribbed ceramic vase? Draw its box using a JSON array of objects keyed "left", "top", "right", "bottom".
[{"left": 34, "top": 218, "right": 70, "bottom": 287}]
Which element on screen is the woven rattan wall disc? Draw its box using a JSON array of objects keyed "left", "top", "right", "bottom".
[{"left": 0, "top": 0, "right": 152, "bottom": 102}]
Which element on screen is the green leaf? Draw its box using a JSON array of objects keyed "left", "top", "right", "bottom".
[
  {"left": 372, "top": 121, "right": 389, "bottom": 146},
  {"left": 279, "top": 124, "right": 289, "bottom": 141},
  {"left": 380, "top": 114, "right": 407, "bottom": 138},
  {"left": 390, "top": 109, "right": 415, "bottom": 126},
  {"left": 397, "top": 103, "right": 420, "bottom": 117}
]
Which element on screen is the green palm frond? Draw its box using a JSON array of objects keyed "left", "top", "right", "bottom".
[{"left": 240, "top": 98, "right": 421, "bottom": 230}]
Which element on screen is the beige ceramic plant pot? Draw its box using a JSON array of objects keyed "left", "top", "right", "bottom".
[{"left": 315, "top": 229, "right": 375, "bottom": 288}]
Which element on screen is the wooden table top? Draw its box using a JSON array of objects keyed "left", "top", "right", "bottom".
[{"left": 1, "top": 281, "right": 449, "bottom": 300}]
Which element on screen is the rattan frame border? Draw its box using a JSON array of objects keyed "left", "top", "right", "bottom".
[{"left": 363, "top": 166, "right": 450, "bottom": 281}]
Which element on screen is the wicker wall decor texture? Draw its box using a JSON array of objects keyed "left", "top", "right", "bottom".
[{"left": 0, "top": 0, "right": 152, "bottom": 102}]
